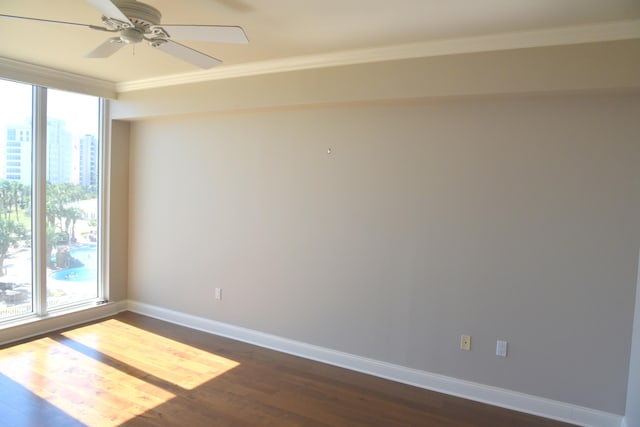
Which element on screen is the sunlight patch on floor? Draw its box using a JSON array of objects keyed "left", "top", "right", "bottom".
[
  {"left": 62, "top": 319, "right": 240, "bottom": 389},
  {"left": 0, "top": 318, "right": 240, "bottom": 426},
  {"left": 0, "top": 337, "right": 175, "bottom": 426}
]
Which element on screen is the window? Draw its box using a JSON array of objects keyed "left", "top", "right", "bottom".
[{"left": 0, "top": 79, "right": 106, "bottom": 323}]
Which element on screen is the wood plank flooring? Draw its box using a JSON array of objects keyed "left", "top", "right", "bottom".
[{"left": 0, "top": 312, "right": 576, "bottom": 426}]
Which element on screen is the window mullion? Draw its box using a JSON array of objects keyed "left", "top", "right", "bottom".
[
  {"left": 32, "top": 86, "right": 47, "bottom": 316},
  {"left": 98, "top": 99, "right": 109, "bottom": 303}
]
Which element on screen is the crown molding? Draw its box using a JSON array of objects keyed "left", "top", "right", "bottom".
[
  {"left": 0, "top": 57, "right": 117, "bottom": 99},
  {"left": 116, "top": 19, "right": 640, "bottom": 93}
]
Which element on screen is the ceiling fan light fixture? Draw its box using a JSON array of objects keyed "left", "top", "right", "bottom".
[{"left": 120, "top": 27, "right": 144, "bottom": 43}]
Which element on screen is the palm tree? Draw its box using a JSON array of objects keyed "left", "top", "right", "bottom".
[
  {"left": 46, "top": 224, "right": 58, "bottom": 269},
  {"left": 0, "top": 218, "right": 26, "bottom": 276},
  {"left": 0, "top": 180, "right": 11, "bottom": 222},
  {"left": 10, "top": 181, "right": 24, "bottom": 222},
  {"left": 66, "top": 207, "right": 85, "bottom": 242},
  {"left": 47, "top": 183, "right": 70, "bottom": 233}
]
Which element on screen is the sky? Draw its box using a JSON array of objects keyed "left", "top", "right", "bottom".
[{"left": 0, "top": 78, "right": 100, "bottom": 139}]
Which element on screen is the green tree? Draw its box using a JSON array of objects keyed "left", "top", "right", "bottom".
[
  {"left": 46, "top": 224, "right": 58, "bottom": 269},
  {"left": 64, "top": 207, "right": 85, "bottom": 241},
  {"left": 47, "top": 183, "right": 79, "bottom": 233},
  {"left": 10, "top": 181, "right": 25, "bottom": 222},
  {"left": 0, "top": 180, "right": 12, "bottom": 222},
  {"left": 0, "top": 218, "right": 26, "bottom": 276},
  {"left": 46, "top": 183, "right": 94, "bottom": 250}
]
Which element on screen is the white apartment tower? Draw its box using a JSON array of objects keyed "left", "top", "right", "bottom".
[
  {"left": 79, "top": 134, "right": 98, "bottom": 187},
  {"left": 4, "top": 122, "right": 32, "bottom": 185},
  {"left": 46, "top": 118, "right": 73, "bottom": 184},
  {"left": 4, "top": 118, "right": 85, "bottom": 186}
]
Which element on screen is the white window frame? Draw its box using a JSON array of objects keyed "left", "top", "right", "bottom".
[{"left": 0, "top": 81, "right": 111, "bottom": 330}]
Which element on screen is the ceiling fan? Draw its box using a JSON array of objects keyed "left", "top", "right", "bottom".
[{"left": 0, "top": 0, "right": 249, "bottom": 69}]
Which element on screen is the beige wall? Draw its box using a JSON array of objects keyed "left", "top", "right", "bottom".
[
  {"left": 125, "top": 92, "right": 640, "bottom": 415},
  {"left": 108, "top": 120, "right": 129, "bottom": 302},
  {"left": 114, "top": 40, "right": 640, "bottom": 417},
  {"left": 627, "top": 252, "right": 640, "bottom": 425}
]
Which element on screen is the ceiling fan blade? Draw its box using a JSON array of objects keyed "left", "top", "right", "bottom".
[
  {"left": 0, "top": 13, "right": 110, "bottom": 31},
  {"left": 86, "top": 37, "right": 125, "bottom": 58},
  {"left": 153, "top": 40, "right": 222, "bottom": 69},
  {"left": 160, "top": 25, "right": 249, "bottom": 44},
  {"left": 86, "top": 0, "right": 132, "bottom": 25}
]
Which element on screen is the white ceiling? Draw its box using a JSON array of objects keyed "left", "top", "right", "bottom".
[{"left": 1, "top": 0, "right": 640, "bottom": 91}]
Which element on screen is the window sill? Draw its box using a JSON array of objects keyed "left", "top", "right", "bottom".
[{"left": 0, "top": 300, "right": 126, "bottom": 346}]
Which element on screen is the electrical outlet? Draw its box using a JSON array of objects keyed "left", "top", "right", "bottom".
[
  {"left": 460, "top": 335, "right": 471, "bottom": 351},
  {"left": 214, "top": 287, "right": 222, "bottom": 300},
  {"left": 496, "top": 340, "right": 508, "bottom": 357}
]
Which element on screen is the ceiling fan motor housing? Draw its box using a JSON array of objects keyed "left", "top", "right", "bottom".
[{"left": 113, "top": 0, "right": 162, "bottom": 28}]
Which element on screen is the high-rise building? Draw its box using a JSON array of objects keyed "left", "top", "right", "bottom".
[
  {"left": 46, "top": 118, "right": 73, "bottom": 184},
  {"left": 79, "top": 134, "right": 98, "bottom": 187},
  {"left": 4, "top": 118, "right": 96, "bottom": 186},
  {"left": 4, "top": 122, "right": 32, "bottom": 185}
]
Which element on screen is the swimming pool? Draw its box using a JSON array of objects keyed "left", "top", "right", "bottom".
[
  {"left": 51, "top": 245, "right": 97, "bottom": 282},
  {"left": 51, "top": 266, "right": 97, "bottom": 281}
]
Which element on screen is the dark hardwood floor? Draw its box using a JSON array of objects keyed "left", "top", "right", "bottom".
[{"left": 0, "top": 312, "right": 576, "bottom": 426}]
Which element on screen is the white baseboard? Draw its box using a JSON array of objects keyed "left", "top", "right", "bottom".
[{"left": 127, "top": 300, "right": 623, "bottom": 427}]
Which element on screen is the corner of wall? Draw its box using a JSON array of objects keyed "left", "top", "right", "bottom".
[
  {"left": 624, "top": 250, "right": 640, "bottom": 427},
  {"left": 108, "top": 119, "right": 130, "bottom": 302}
]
